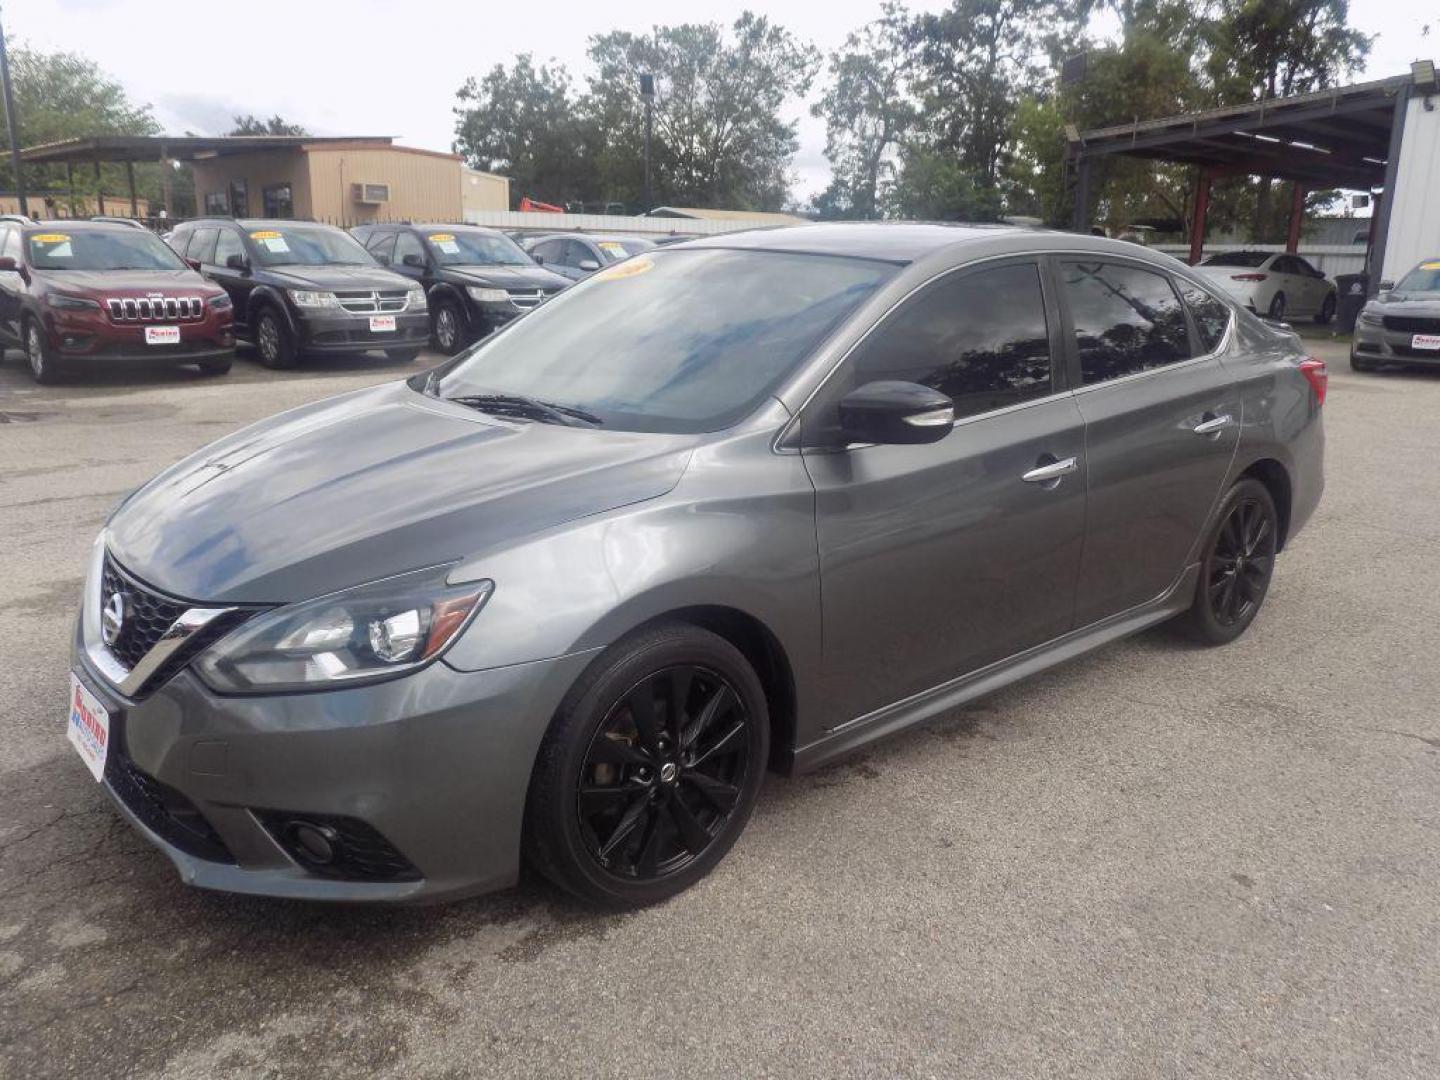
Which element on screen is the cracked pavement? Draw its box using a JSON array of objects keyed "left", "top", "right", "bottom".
[{"left": 2, "top": 340, "right": 1438, "bottom": 1078}]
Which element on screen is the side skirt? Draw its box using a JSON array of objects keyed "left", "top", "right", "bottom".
[{"left": 790, "top": 563, "right": 1200, "bottom": 774}]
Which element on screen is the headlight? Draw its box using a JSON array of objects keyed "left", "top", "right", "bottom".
[
  {"left": 208, "top": 293, "right": 233, "bottom": 311},
  {"left": 286, "top": 289, "right": 340, "bottom": 309},
  {"left": 466, "top": 286, "right": 509, "bottom": 303},
  {"left": 46, "top": 293, "right": 101, "bottom": 311},
  {"left": 1358, "top": 307, "right": 1383, "bottom": 327},
  {"left": 407, "top": 287, "right": 428, "bottom": 312},
  {"left": 195, "top": 566, "right": 492, "bottom": 694}
]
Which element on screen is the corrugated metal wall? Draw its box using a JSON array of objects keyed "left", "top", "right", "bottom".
[
  {"left": 304, "top": 148, "right": 463, "bottom": 224},
  {"left": 1383, "top": 95, "right": 1440, "bottom": 283}
]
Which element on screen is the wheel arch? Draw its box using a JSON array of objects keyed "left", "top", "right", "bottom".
[
  {"left": 246, "top": 287, "right": 298, "bottom": 336},
  {"left": 1239, "top": 457, "right": 1293, "bottom": 550}
]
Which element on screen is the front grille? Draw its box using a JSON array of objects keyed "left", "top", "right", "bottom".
[
  {"left": 255, "top": 811, "right": 422, "bottom": 882},
  {"left": 101, "top": 556, "right": 186, "bottom": 670},
  {"left": 107, "top": 733, "right": 236, "bottom": 864},
  {"left": 334, "top": 290, "right": 410, "bottom": 314},
  {"left": 99, "top": 555, "right": 255, "bottom": 695},
  {"left": 505, "top": 289, "right": 556, "bottom": 309},
  {"left": 1382, "top": 315, "right": 1440, "bottom": 334},
  {"left": 107, "top": 296, "right": 204, "bottom": 322}
]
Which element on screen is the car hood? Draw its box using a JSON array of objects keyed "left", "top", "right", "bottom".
[
  {"left": 106, "top": 382, "right": 695, "bottom": 603},
  {"left": 1375, "top": 294, "right": 1440, "bottom": 313},
  {"left": 42, "top": 268, "right": 211, "bottom": 293},
  {"left": 263, "top": 264, "right": 416, "bottom": 291},
  {"left": 445, "top": 264, "right": 570, "bottom": 291}
]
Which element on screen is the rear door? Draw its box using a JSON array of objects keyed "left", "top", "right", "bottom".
[
  {"left": 802, "top": 258, "right": 1088, "bottom": 723},
  {"left": 1055, "top": 257, "right": 1240, "bottom": 626}
]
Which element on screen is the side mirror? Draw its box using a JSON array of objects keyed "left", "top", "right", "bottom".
[
  {"left": 374, "top": 252, "right": 390, "bottom": 265},
  {"left": 578, "top": 259, "right": 600, "bottom": 272},
  {"left": 184, "top": 257, "right": 202, "bottom": 271},
  {"left": 0, "top": 256, "right": 16, "bottom": 272},
  {"left": 225, "top": 253, "right": 249, "bottom": 272},
  {"left": 532, "top": 253, "right": 545, "bottom": 265},
  {"left": 402, "top": 253, "right": 424, "bottom": 268},
  {"left": 1379, "top": 280, "right": 1394, "bottom": 291},
  {"left": 838, "top": 381, "right": 954, "bottom": 446}
]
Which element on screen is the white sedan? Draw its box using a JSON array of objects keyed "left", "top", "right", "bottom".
[{"left": 1196, "top": 251, "right": 1337, "bottom": 323}]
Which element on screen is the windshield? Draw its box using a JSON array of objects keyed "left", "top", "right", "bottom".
[
  {"left": 596, "top": 238, "right": 654, "bottom": 262},
  {"left": 247, "top": 226, "right": 374, "bottom": 267},
  {"left": 1202, "top": 251, "right": 1270, "bottom": 268},
  {"left": 429, "top": 248, "right": 894, "bottom": 434},
  {"left": 425, "top": 230, "right": 532, "bottom": 267},
  {"left": 1394, "top": 260, "right": 1440, "bottom": 294},
  {"left": 25, "top": 229, "right": 185, "bottom": 272}
]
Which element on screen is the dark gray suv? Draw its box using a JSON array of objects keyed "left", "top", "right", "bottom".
[{"left": 68, "top": 224, "right": 1325, "bottom": 907}]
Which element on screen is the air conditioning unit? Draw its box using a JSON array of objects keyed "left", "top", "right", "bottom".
[{"left": 351, "top": 182, "right": 390, "bottom": 205}]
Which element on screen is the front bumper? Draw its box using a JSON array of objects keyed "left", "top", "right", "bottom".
[
  {"left": 72, "top": 625, "right": 598, "bottom": 903},
  {"left": 1352, "top": 321, "right": 1440, "bottom": 364},
  {"left": 47, "top": 312, "right": 235, "bottom": 364},
  {"left": 297, "top": 311, "right": 430, "bottom": 354}
]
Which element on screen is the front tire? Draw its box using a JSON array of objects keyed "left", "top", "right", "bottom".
[
  {"left": 525, "top": 623, "right": 769, "bottom": 908},
  {"left": 1267, "top": 293, "right": 1286, "bottom": 320},
  {"left": 1316, "top": 293, "right": 1336, "bottom": 324},
  {"left": 430, "top": 299, "right": 466, "bottom": 355},
  {"left": 25, "top": 319, "right": 63, "bottom": 384},
  {"left": 1175, "top": 478, "right": 1278, "bottom": 645},
  {"left": 254, "top": 308, "right": 297, "bottom": 369}
]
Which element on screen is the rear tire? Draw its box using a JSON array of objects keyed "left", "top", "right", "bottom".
[
  {"left": 254, "top": 308, "right": 297, "bottom": 369},
  {"left": 524, "top": 622, "right": 769, "bottom": 908},
  {"left": 24, "top": 319, "right": 63, "bottom": 385},
  {"left": 1174, "top": 478, "right": 1278, "bottom": 646},
  {"left": 1316, "top": 293, "right": 1336, "bottom": 324}
]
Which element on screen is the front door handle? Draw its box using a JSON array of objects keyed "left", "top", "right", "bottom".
[
  {"left": 1022, "top": 456, "right": 1078, "bottom": 485},
  {"left": 1192, "top": 413, "right": 1234, "bottom": 436}
]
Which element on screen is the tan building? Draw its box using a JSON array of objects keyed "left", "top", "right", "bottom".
[{"left": 18, "top": 135, "right": 510, "bottom": 225}]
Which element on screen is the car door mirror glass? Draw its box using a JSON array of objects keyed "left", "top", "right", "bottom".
[
  {"left": 1379, "top": 280, "right": 1394, "bottom": 292},
  {"left": 184, "top": 257, "right": 202, "bottom": 271},
  {"left": 532, "top": 253, "right": 545, "bottom": 265},
  {"left": 838, "top": 381, "right": 954, "bottom": 446},
  {"left": 225, "top": 253, "right": 248, "bottom": 271},
  {"left": 374, "top": 252, "right": 390, "bottom": 265},
  {"left": 578, "top": 259, "right": 600, "bottom": 272},
  {"left": 402, "top": 253, "right": 424, "bottom": 268}
]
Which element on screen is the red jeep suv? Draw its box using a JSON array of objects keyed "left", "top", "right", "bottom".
[{"left": 0, "top": 220, "right": 235, "bottom": 383}]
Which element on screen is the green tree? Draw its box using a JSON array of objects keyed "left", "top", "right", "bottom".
[
  {"left": 0, "top": 45, "right": 160, "bottom": 212},
  {"left": 452, "top": 54, "right": 596, "bottom": 209},
  {"left": 810, "top": 3, "right": 917, "bottom": 219},
  {"left": 584, "top": 13, "right": 820, "bottom": 210},
  {"left": 229, "top": 114, "right": 309, "bottom": 136},
  {"left": 885, "top": 147, "right": 1005, "bottom": 220}
]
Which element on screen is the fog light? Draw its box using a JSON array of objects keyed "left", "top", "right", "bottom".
[{"left": 284, "top": 821, "right": 338, "bottom": 865}]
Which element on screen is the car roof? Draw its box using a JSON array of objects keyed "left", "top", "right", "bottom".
[
  {"left": 235, "top": 219, "right": 343, "bottom": 231},
  {"left": 409, "top": 223, "right": 505, "bottom": 237},
  {"left": 681, "top": 221, "right": 1038, "bottom": 263},
  {"left": 23, "top": 220, "right": 139, "bottom": 233}
]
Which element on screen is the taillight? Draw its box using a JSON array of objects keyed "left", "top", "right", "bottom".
[
  {"left": 1299, "top": 357, "right": 1327, "bottom": 407},
  {"left": 1230, "top": 273, "right": 1269, "bottom": 282}
]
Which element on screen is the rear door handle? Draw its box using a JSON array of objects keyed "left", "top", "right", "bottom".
[
  {"left": 1022, "top": 456, "right": 1078, "bottom": 484},
  {"left": 1192, "top": 413, "right": 1234, "bottom": 436}
]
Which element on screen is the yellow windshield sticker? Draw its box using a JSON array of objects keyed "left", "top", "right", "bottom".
[
  {"left": 1422, "top": 261, "right": 1440, "bottom": 270},
  {"left": 598, "top": 241, "right": 628, "bottom": 257},
  {"left": 429, "top": 233, "right": 455, "bottom": 243},
  {"left": 592, "top": 256, "right": 654, "bottom": 282},
  {"left": 31, "top": 233, "right": 71, "bottom": 244},
  {"left": 250, "top": 230, "right": 282, "bottom": 240}
]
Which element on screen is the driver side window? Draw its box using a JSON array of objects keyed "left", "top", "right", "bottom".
[
  {"left": 393, "top": 231, "right": 424, "bottom": 267},
  {"left": 214, "top": 229, "right": 243, "bottom": 267}
]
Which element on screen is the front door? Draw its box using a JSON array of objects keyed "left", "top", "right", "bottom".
[
  {"left": 0, "top": 226, "right": 22, "bottom": 343},
  {"left": 801, "top": 259, "right": 1088, "bottom": 725},
  {"left": 1054, "top": 258, "right": 1241, "bottom": 626},
  {"left": 208, "top": 228, "right": 257, "bottom": 335}
]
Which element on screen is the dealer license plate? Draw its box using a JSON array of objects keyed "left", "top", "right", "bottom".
[
  {"left": 145, "top": 325, "right": 180, "bottom": 345},
  {"left": 1411, "top": 334, "right": 1440, "bottom": 351},
  {"left": 67, "top": 673, "right": 110, "bottom": 782},
  {"left": 370, "top": 315, "right": 397, "bottom": 333}
]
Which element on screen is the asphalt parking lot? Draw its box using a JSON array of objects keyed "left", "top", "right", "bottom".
[{"left": 2, "top": 338, "right": 1438, "bottom": 1079}]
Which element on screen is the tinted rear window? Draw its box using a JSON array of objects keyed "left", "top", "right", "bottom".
[{"left": 1202, "top": 251, "right": 1270, "bottom": 268}]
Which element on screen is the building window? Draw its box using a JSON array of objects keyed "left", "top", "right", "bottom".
[
  {"left": 203, "top": 191, "right": 229, "bottom": 215},
  {"left": 229, "top": 179, "right": 248, "bottom": 218},
  {"left": 262, "top": 184, "right": 294, "bottom": 219}
]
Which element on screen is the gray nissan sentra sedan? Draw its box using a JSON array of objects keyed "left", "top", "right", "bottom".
[{"left": 67, "top": 223, "right": 1325, "bottom": 907}]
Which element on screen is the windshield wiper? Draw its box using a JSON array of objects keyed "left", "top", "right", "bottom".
[{"left": 449, "top": 393, "right": 602, "bottom": 428}]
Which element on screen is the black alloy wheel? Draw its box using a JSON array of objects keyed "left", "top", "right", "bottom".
[
  {"left": 431, "top": 300, "right": 464, "bottom": 354},
  {"left": 1177, "top": 478, "right": 1278, "bottom": 644},
  {"left": 525, "top": 623, "right": 769, "bottom": 907},
  {"left": 254, "top": 310, "right": 297, "bottom": 369}
]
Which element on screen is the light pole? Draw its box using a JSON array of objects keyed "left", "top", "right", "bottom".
[
  {"left": 639, "top": 73, "right": 654, "bottom": 214},
  {"left": 0, "top": 5, "right": 26, "bottom": 218}
]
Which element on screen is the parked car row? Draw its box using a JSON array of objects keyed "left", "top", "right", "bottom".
[{"left": 0, "top": 214, "right": 667, "bottom": 382}]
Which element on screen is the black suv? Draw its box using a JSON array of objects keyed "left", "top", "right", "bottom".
[
  {"left": 351, "top": 223, "right": 571, "bottom": 354},
  {"left": 167, "top": 219, "right": 429, "bottom": 368}
]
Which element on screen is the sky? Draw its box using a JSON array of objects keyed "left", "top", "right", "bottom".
[{"left": 9, "top": 0, "right": 1437, "bottom": 204}]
